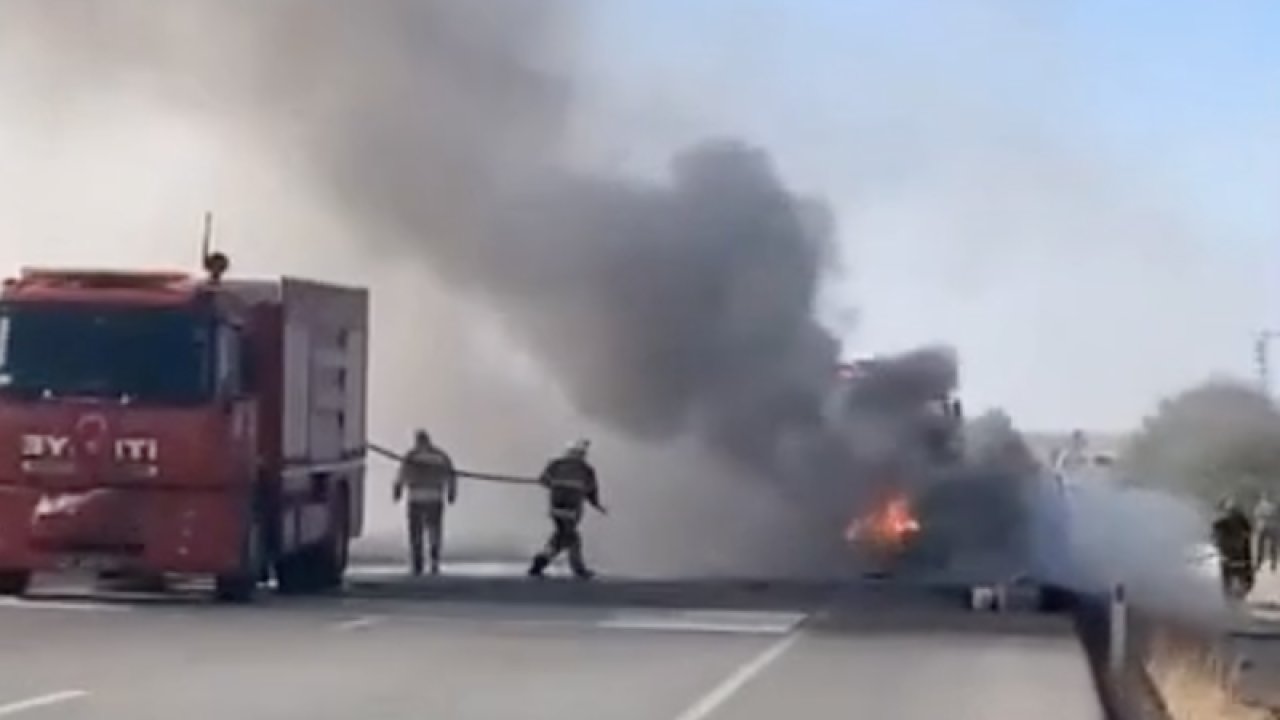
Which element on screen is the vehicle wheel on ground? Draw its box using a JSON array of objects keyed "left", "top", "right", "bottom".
[
  {"left": 215, "top": 518, "right": 265, "bottom": 603},
  {"left": 274, "top": 549, "right": 314, "bottom": 595},
  {"left": 276, "top": 494, "right": 350, "bottom": 595},
  {"left": 313, "top": 493, "right": 350, "bottom": 591},
  {"left": 0, "top": 570, "right": 31, "bottom": 596}
]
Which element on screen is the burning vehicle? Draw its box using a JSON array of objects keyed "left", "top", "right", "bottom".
[
  {"left": 845, "top": 491, "right": 922, "bottom": 548},
  {"left": 823, "top": 354, "right": 963, "bottom": 574},
  {"left": 828, "top": 355, "right": 1037, "bottom": 579},
  {"left": 844, "top": 489, "right": 924, "bottom": 575}
]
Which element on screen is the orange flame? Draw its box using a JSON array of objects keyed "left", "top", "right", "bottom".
[{"left": 845, "top": 494, "right": 921, "bottom": 547}]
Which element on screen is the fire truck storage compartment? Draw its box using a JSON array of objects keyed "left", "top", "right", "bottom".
[{"left": 276, "top": 278, "right": 367, "bottom": 538}]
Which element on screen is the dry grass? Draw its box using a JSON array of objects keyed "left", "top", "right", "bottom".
[{"left": 1147, "top": 639, "right": 1271, "bottom": 720}]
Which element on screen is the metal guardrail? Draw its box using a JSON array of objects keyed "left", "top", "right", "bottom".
[
  {"left": 1069, "top": 584, "right": 1280, "bottom": 720},
  {"left": 1068, "top": 588, "right": 1162, "bottom": 720}
]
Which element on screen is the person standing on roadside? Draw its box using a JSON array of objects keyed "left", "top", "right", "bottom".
[
  {"left": 1213, "top": 498, "right": 1255, "bottom": 598},
  {"left": 393, "top": 429, "right": 458, "bottom": 576}
]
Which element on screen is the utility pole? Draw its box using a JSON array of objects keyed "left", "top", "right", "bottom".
[{"left": 1255, "top": 330, "right": 1280, "bottom": 395}]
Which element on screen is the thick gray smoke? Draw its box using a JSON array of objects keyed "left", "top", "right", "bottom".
[
  {"left": 905, "top": 409, "right": 1042, "bottom": 582},
  {"left": 1072, "top": 379, "right": 1280, "bottom": 623},
  {"left": 0, "top": 1, "right": 967, "bottom": 575},
  {"left": 487, "top": 143, "right": 841, "bottom": 451},
  {"left": 1059, "top": 481, "right": 1227, "bottom": 623},
  {"left": 1021, "top": 385, "right": 1279, "bottom": 625}
]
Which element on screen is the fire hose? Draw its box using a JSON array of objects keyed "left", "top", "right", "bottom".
[{"left": 365, "top": 442, "right": 540, "bottom": 486}]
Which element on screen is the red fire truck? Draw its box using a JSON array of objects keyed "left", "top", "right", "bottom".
[{"left": 0, "top": 253, "right": 367, "bottom": 601}]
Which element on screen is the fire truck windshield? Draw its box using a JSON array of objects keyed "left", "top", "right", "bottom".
[{"left": 0, "top": 303, "right": 214, "bottom": 404}]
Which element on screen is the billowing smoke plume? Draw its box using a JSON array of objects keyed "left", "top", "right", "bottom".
[
  {"left": 0, "top": 1, "right": 969, "bottom": 575},
  {"left": 488, "top": 143, "right": 842, "bottom": 453},
  {"left": 1084, "top": 379, "right": 1280, "bottom": 621},
  {"left": 1024, "top": 381, "right": 1280, "bottom": 624},
  {"left": 906, "top": 409, "right": 1042, "bottom": 581}
]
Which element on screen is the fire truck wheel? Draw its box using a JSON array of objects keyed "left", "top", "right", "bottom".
[
  {"left": 215, "top": 519, "right": 265, "bottom": 603},
  {"left": 275, "top": 490, "right": 350, "bottom": 594},
  {"left": 0, "top": 570, "right": 31, "bottom": 596},
  {"left": 314, "top": 491, "right": 350, "bottom": 590},
  {"left": 274, "top": 552, "right": 311, "bottom": 595}
]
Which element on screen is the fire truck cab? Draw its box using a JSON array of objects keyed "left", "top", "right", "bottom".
[{"left": 0, "top": 258, "right": 367, "bottom": 601}]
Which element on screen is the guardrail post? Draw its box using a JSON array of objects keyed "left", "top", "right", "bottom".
[{"left": 1108, "top": 583, "right": 1128, "bottom": 675}]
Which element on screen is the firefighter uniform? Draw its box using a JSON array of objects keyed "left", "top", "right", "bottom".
[
  {"left": 1213, "top": 500, "right": 1255, "bottom": 597},
  {"left": 393, "top": 431, "right": 457, "bottom": 576},
  {"left": 528, "top": 441, "right": 603, "bottom": 580}
]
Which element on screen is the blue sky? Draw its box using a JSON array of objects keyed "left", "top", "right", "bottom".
[
  {"left": 578, "top": 1, "right": 1280, "bottom": 430},
  {"left": 0, "top": 1, "right": 1273, "bottom": 435}
]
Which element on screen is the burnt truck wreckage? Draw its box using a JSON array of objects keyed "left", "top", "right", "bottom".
[{"left": 828, "top": 353, "right": 1041, "bottom": 585}]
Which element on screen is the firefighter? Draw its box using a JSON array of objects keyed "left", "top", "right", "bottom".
[
  {"left": 1255, "top": 493, "right": 1278, "bottom": 573},
  {"left": 527, "top": 439, "right": 606, "bottom": 580},
  {"left": 1212, "top": 498, "right": 1255, "bottom": 598},
  {"left": 392, "top": 429, "right": 457, "bottom": 576}
]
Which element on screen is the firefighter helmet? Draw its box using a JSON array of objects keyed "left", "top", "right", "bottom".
[{"left": 566, "top": 438, "right": 590, "bottom": 459}]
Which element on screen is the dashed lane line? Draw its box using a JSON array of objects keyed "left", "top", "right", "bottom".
[
  {"left": 0, "top": 597, "right": 131, "bottom": 613},
  {"left": 0, "top": 691, "right": 89, "bottom": 717},
  {"left": 596, "top": 609, "right": 807, "bottom": 636},
  {"left": 332, "top": 615, "right": 384, "bottom": 631}
]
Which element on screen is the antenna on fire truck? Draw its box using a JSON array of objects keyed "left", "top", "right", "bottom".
[{"left": 200, "top": 211, "right": 230, "bottom": 284}]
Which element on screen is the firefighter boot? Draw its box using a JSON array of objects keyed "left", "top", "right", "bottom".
[
  {"left": 568, "top": 546, "right": 595, "bottom": 581},
  {"left": 408, "top": 513, "right": 425, "bottom": 577},
  {"left": 409, "top": 540, "right": 425, "bottom": 577},
  {"left": 528, "top": 553, "right": 551, "bottom": 578}
]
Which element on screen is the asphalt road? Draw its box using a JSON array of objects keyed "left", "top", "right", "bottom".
[{"left": 0, "top": 572, "right": 1104, "bottom": 720}]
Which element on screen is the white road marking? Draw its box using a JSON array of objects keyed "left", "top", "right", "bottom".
[
  {"left": 347, "top": 561, "right": 528, "bottom": 579},
  {"left": 598, "top": 609, "right": 805, "bottom": 636},
  {"left": 671, "top": 631, "right": 802, "bottom": 720},
  {"left": 332, "top": 615, "right": 382, "bottom": 631},
  {"left": 0, "top": 598, "right": 130, "bottom": 613},
  {"left": 597, "top": 618, "right": 791, "bottom": 635},
  {"left": 0, "top": 690, "right": 88, "bottom": 717},
  {"left": 1252, "top": 606, "right": 1280, "bottom": 623},
  {"left": 317, "top": 601, "right": 812, "bottom": 638}
]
